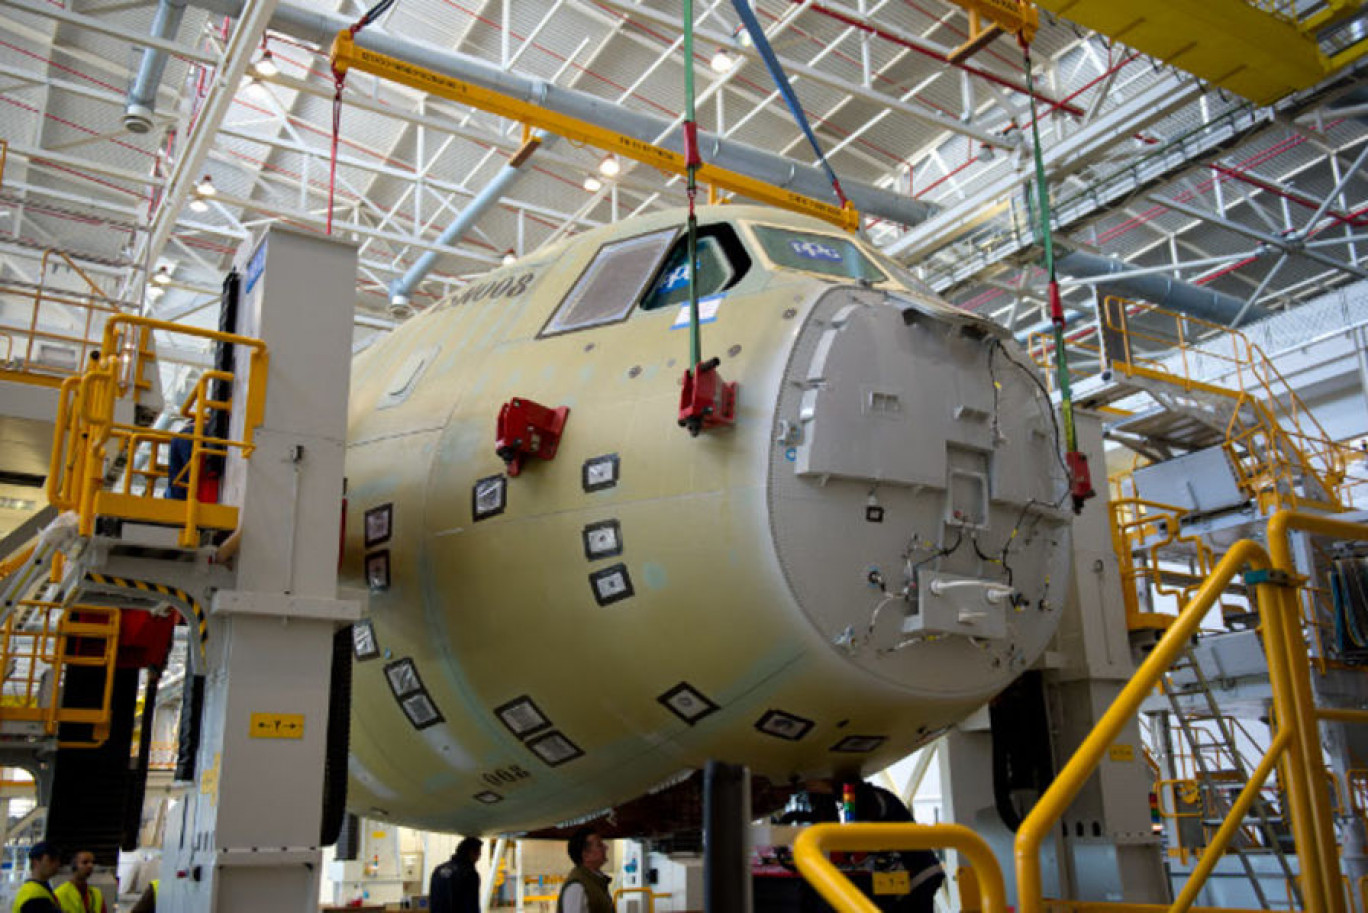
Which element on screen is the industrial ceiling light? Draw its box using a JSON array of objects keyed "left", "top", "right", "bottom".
[
  {"left": 195, "top": 175, "right": 217, "bottom": 197},
  {"left": 731, "top": 23, "right": 753, "bottom": 47},
  {"left": 244, "top": 77, "right": 272, "bottom": 99},
  {"left": 252, "top": 50, "right": 278, "bottom": 78},
  {"left": 189, "top": 198, "right": 209, "bottom": 213},
  {"left": 152, "top": 266, "right": 172, "bottom": 285},
  {"left": 979, "top": 144, "right": 995, "bottom": 162},
  {"left": 502, "top": 249, "right": 517, "bottom": 266},
  {"left": 146, "top": 285, "right": 165, "bottom": 301},
  {"left": 583, "top": 174, "right": 603, "bottom": 192},
  {"left": 710, "top": 48, "right": 736, "bottom": 73},
  {"left": 598, "top": 154, "right": 621, "bottom": 178}
]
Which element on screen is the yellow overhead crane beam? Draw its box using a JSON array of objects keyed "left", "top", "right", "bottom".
[
  {"left": 1033, "top": 0, "right": 1368, "bottom": 105},
  {"left": 330, "top": 31, "right": 860, "bottom": 233},
  {"left": 945, "top": 0, "right": 1039, "bottom": 63}
]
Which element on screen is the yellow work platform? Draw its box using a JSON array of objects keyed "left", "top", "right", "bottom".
[{"left": 1036, "top": 0, "right": 1345, "bottom": 105}]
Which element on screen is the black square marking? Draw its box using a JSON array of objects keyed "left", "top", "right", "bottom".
[
  {"left": 582, "top": 454, "right": 620, "bottom": 492},
  {"left": 384, "top": 658, "right": 424, "bottom": 698},
  {"left": 383, "top": 658, "right": 445, "bottom": 731},
  {"left": 401, "top": 692, "right": 444, "bottom": 730},
  {"left": 831, "top": 735, "right": 887, "bottom": 753},
  {"left": 865, "top": 505, "right": 885, "bottom": 523},
  {"left": 582, "top": 519, "right": 623, "bottom": 560},
  {"left": 527, "top": 731, "right": 584, "bottom": 767},
  {"left": 472, "top": 474, "right": 507, "bottom": 521},
  {"left": 364, "top": 503, "right": 393, "bottom": 547},
  {"left": 589, "top": 563, "right": 634, "bottom": 606},
  {"left": 366, "top": 551, "right": 391, "bottom": 591},
  {"left": 658, "top": 682, "right": 719, "bottom": 726},
  {"left": 474, "top": 791, "right": 504, "bottom": 804},
  {"left": 756, "top": 709, "right": 814, "bottom": 741},
  {"left": 352, "top": 619, "right": 380, "bottom": 662},
  {"left": 494, "top": 695, "right": 552, "bottom": 739}
]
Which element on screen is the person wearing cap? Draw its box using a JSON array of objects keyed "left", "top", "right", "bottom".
[
  {"left": 54, "top": 850, "right": 107, "bottom": 913},
  {"left": 12, "top": 841, "right": 61, "bottom": 913}
]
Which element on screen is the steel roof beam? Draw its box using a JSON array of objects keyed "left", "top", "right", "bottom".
[
  {"left": 4, "top": 0, "right": 216, "bottom": 65},
  {"left": 188, "top": 0, "right": 937, "bottom": 227}
]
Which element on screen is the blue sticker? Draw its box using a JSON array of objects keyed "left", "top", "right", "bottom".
[
  {"left": 659, "top": 263, "right": 690, "bottom": 292},
  {"left": 244, "top": 238, "right": 268, "bottom": 295},
  {"left": 785, "top": 447, "right": 797, "bottom": 462},
  {"left": 789, "top": 239, "right": 843, "bottom": 262}
]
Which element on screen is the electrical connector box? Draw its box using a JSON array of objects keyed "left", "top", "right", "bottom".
[{"left": 903, "top": 570, "right": 1011, "bottom": 640}]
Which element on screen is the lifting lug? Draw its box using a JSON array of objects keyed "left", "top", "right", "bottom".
[
  {"left": 678, "top": 357, "right": 738, "bottom": 437},
  {"left": 495, "top": 398, "right": 570, "bottom": 477}
]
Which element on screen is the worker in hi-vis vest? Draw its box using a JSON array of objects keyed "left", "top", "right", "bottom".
[
  {"left": 12, "top": 842, "right": 61, "bottom": 913},
  {"left": 54, "top": 851, "right": 107, "bottom": 913}
]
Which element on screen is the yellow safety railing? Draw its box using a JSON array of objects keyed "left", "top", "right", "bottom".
[
  {"left": 1110, "top": 497, "right": 1216, "bottom": 631},
  {"left": 1032, "top": 297, "right": 1362, "bottom": 513},
  {"left": 0, "top": 602, "right": 120, "bottom": 748},
  {"left": 46, "top": 315, "right": 269, "bottom": 548},
  {"left": 0, "top": 254, "right": 129, "bottom": 390},
  {"left": 794, "top": 823, "right": 1005, "bottom": 913},
  {"left": 1012, "top": 510, "right": 1368, "bottom": 913},
  {"left": 611, "top": 886, "right": 671, "bottom": 913}
]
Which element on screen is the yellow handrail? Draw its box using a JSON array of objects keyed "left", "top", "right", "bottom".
[
  {"left": 611, "top": 886, "right": 669, "bottom": 913},
  {"left": 46, "top": 315, "right": 270, "bottom": 547},
  {"left": 793, "top": 823, "right": 1004, "bottom": 913},
  {"left": 1014, "top": 530, "right": 1340, "bottom": 913}
]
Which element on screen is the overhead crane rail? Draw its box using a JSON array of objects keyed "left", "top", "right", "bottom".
[
  {"left": 792, "top": 511, "right": 1368, "bottom": 913},
  {"left": 328, "top": 31, "right": 861, "bottom": 232}
]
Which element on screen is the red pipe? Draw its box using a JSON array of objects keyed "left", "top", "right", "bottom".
[{"left": 1208, "top": 163, "right": 1368, "bottom": 229}]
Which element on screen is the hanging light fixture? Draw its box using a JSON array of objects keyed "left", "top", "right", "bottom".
[
  {"left": 146, "top": 285, "right": 165, "bottom": 301},
  {"left": 710, "top": 48, "right": 736, "bottom": 73},
  {"left": 732, "top": 23, "right": 753, "bottom": 47},
  {"left": 195, "top": 175, "right": 217, "bottom": 197},
  {"left": 583, "top": 175, "right": 603, "bottom": 192},
  {"left": 152, "top": 266, "right": 173, "bottom": 285},
  {"left": 598, "top": 154, "right": 621, "bottom": 178},
  {"left": 189, "top": 198, "right": 209, "bottom": 213},
  {"left": 501, "top": 249, "right": 517, "bottom": 266},
  {"left": 252, "top": 50, "right": 278, "bottom": 78}
]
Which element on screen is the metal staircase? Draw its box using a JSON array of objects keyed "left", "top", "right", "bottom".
[{"left": 1159, "top": 646, "right": 1300, "bottom": 908}]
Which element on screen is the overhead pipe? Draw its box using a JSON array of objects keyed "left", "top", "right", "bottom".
[
  {"left": 124, "top": 0, "right": 190, "bottom": 134},
  {"left": 388, "top": 132, "right": 552, "bottom": 312},
  {"left": 1055, "top": 248, "right": 1270, "bottom": 326},
  {"left": 188, "top": 0, "right": 938, "bottom": 228}
]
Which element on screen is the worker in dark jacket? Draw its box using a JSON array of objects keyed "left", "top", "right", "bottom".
[
  {"left": 430, "top": 837, "right": 482, "bottom": 913},
  {"left": 12, "top": 842, "right": 61, "bottom": 913}
]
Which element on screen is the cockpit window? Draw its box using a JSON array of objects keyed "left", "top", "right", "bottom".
[
  {"left": 540, "top": 228, "right": 677, "bottom": 336},
  {"left": 751, "top": 226, "right": 886, "bottom": 283},
  {"left": 641, "top": 224, "right": 752, "bottom": 311}
]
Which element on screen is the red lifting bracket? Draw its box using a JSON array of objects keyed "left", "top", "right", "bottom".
[
  {"left": 1066, "top": 450, "right": 1095, "bottom": 514},
  {"left": 678, "top": 358, "right": 738, "bottom": 437},
  {"left": 496, "top": 398, "right": 570, "bottom": 476}
]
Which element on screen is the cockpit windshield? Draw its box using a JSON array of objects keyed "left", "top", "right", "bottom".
[{"left": 750, "top": 225, "right": 887, "bottom": 284}]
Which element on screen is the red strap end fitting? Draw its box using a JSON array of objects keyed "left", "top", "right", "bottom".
[
  {"left": 1048, "top": 279, "right": 1065, "bottom": 326},
  {"left": 678, "top": 358, "right": 738, "bottom": 437},
  {"left": 495, "top": 398, "right": 570, "bottom": 476},
  {"left": 682, "top": 121, "right": 702, "bottom": 169},
  {"left": 1065, "top": 449, "right": 1095, "bottom": 514}
]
